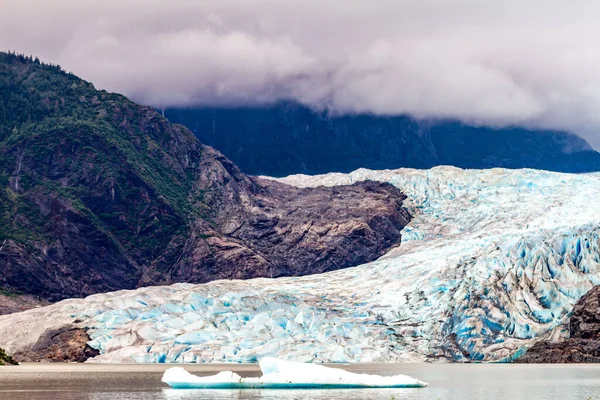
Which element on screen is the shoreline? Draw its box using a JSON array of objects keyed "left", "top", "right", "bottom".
[{"left": 3, "top": 362, "right": 600, "bottom": 373}]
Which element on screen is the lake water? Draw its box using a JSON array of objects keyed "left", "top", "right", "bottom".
[{"left": 1, "top": 363, "right": 600, "bottom": 399}]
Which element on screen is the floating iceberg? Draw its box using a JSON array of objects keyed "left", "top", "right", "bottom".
[{"left": 162, "top": 357, "right": 428, "bottom": 389}]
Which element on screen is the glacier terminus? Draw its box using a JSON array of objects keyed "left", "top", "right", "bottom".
[{"left": 1, "top": 166, "right": 599, "bottom": 363}]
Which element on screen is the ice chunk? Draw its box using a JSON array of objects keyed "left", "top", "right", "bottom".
[
  {"left": 161, "top": 357, "right": 428, "bottom": 389},
  {"left": 162, "top": 367, "right": 244, "bottom": 388}
]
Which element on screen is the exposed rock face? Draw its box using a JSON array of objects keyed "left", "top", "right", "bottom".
[
  {"left": 13, "top": 326, "right": 99, "bottom": 363},
  {"left": 514, "top": 339, "right": 600, "bottom": 363},
  {"left": 0, "top": 52, "right": 410, "bottom": 302},
  {"left": 163, "top": 146, "right": 410, "bottom": 284},
  {"left": 516, "top": 285, "right": 600, "bottom": 363},
  {"left": 569, "top": 284, "right": 600, "bottom": 340}
]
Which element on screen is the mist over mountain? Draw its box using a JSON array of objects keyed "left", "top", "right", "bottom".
[
  {"left": 166, "top": 104, "right": 600, "bottom": 177},
  {"left": 4, "top": 1, "right": 600, "bottom": 148}
]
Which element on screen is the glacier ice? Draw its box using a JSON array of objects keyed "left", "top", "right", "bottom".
[
  {"left": 1, "top": 166, "right": 600, "bottom": 363},
  {"left": 162, "top": 368, "right": 245, "bottom": 389},
  {"left": 162, "top": 357, "right": 428, "bottom": 388}
]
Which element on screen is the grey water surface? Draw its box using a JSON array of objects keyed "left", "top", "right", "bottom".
[{"left": 1, "top": 363, "right": 600, "bottom": 399}]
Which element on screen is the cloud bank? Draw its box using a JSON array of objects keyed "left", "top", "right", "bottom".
[{"left": 2, "top": 0, "right": 600, "bottom": 145}]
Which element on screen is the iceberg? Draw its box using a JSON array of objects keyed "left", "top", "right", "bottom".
[{"left": 161, "top": 357, "right": 428, "bottom": 389}]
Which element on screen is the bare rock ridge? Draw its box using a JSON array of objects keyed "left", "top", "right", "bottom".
[
  {"left": 516, "top": 285, "right": 600, "bottom": 363},
  {"left": 13, "top": 326, "right": 99, "bottom": 363},
  {"left": 169, "top": 146, "right": 411, "bottom": 284},
  {"left": 0, "top": 52, "right": 411, "bottom": 303}
]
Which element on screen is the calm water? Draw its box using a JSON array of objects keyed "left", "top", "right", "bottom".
[{"left": 1, "top": 363, "right": 600, "bottom": 399}]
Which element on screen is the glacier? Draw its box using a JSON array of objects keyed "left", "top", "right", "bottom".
[
  {"left": 1, "top": 166, "right": 600, "bottom": 363},
  {"left": 162, "top": 357, "right": 428, "bottom": 388}
]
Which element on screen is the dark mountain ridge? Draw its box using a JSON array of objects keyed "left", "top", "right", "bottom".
[
  {"left": 0, "top": 52, "right": 410, "bottom": 302},
  {"left": 165, "top": 104, "right": 600, "bottom": 177}
]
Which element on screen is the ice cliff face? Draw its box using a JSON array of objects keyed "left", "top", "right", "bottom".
[{"left": 2, "top": 167, "right": 600, "bottom": 363}]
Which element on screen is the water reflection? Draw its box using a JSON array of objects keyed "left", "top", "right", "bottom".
[
  {"left": 162, "top": 388, "right": 411, "bottom": 400},
  {"left": 3, "top": 364, "right": 600, "bottom": 400}
]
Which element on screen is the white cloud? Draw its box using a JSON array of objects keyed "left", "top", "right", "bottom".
[{"left": 2, "top": 0, "right": 600, "bottom": 146}]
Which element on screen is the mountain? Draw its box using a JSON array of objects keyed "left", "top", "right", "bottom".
[
  {"left": 165, "top": 104, "right": 600, "bottom": 177},
  {"left": 2, "top": 167, "right": 599, "bottom": 363},
  {"left": 0, "top": 52, "right": 410, "bottom": 302}
]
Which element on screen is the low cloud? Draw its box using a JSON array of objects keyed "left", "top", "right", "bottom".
[{"left": 2, "top": 0, "right": 600, "bottom": 145}]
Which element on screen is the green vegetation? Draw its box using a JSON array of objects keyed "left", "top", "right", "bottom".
[
  {"left": 0, "top": 53, "right": 201, "bottom": 227},
  {"left": 0, "top": 51, "right": 210, "bottom": 295},
  {"left": 0, "top": 287, "right": 22, "bottom": 297},
  {"left": 0, "top": 347, "right": 17, "bottom": 366}
]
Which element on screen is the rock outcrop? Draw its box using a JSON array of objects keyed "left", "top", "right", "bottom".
[
  {"left": 516, "top": 285, "right": 600, "bottom": 363},
  {"left": 164, "top": 146, "right": 410, "bottom": 285},
  {"left": 569, "top": 284, "right": 600, "bottom": 340},
  {"left": 13, "top": 326, "right": 99, "bottom": 363}
]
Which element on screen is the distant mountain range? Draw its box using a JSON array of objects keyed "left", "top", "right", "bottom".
[{"left": 166, "top": 104, "right": 600, "bottom": 177}]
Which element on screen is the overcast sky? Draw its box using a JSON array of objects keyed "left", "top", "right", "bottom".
[{"left": 2, "top": 0, "right": 600, "bottom": 146}]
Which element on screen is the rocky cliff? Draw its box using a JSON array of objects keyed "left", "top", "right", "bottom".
[{"left": 0, "top": 52, "right": 410, "bottom": 302}]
